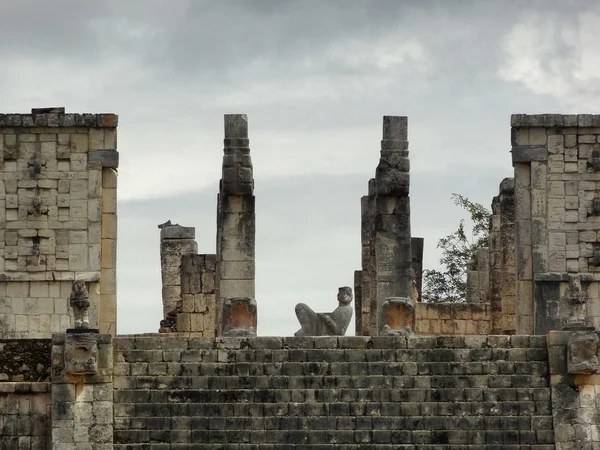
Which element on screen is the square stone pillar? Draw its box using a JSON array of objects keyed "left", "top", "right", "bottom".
[
  {"left": 216, "top": 114, "right": 256, "bottom": 336},
  {"left": 158, "top": 223, "right": 197, "bottom": 331},
  {"left": 50, "top": 332, "right": 113, "bottom": 449},
  {"left": 373, "top": 116, "right": 413, "bottom": 335}
]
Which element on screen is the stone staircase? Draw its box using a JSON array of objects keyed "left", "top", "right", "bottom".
[{"left": 113, "top": 335, "right": 555, "bottom": 450}]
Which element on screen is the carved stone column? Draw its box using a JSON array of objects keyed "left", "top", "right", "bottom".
[
  {"left": 373, "top": 116, "right": 413, "bottom": 335},
  {"left": 216, "top": 114, "right": 256, "bottom": 336}
]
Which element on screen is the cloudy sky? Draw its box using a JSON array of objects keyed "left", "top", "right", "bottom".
[{"left": 1, "top": 0, "right": 598, "bottom": 335}]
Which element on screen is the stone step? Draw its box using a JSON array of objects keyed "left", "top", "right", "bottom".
[
  {"left": 114, "top": 415, "right": 554, "bottom": 430},
  {"left": 115, "top": 387, "right": 551, "bottom": 404},
  {"left": 118, "top": 347, "right": 549, "bottom": 364},
  {"left": 114, "top": 427, "right": 555, "bottom": 446},
  {"left": 114, "top": 443, "right": 553, "bottom": 449}
]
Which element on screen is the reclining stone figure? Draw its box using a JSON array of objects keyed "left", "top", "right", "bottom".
[{"left": 294, "top": 286, "right": 353, "bottom": 336}]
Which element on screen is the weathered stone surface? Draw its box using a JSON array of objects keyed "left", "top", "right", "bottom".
[
  {"left": 64, "top": 333, "right": 98, "bottom": 375},
  {"left": 112, "top": 334, "right": 554, "bottom": 448},
  {"left": 88, "top": 150, "right": 119, "bottom": 167},
  {"left": 295, "top": 287, "right": 353, "bottom": 336},
  {"left": 0, "top": 339, "right": 51, "bottom": 381},
  {"left": 567, "top": 330, "right": 599, "bottom": 374}
]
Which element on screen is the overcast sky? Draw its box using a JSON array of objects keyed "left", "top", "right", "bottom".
[{"left": 1, "top": 0, "right": 599, "bottom": 335}]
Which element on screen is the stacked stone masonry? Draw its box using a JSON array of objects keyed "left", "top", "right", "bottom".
[
  {"left": 489, "top": 179, "right": 517, "bottom": 334},
  {"left": 0, "top": 382, "right": 51, "bottom": 450},
  {"left": 112, "top": 335, "right": 554, "bottom": 449},
  {"left": 159, "top": 224, "right": 198, "bottom": 327},
  {"left": 0, "top": 109, "right": 118, "bottom": 337},
  {"left": 177, "top": 254, "right": 217, "bottom": 336},
  {"left": 466, "top": 247, "right": 490, "bottom": 305},
  {"left": 512, "top": 114, "right": 600, "bottom": 334}
]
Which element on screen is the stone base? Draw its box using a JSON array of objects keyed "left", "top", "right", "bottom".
[
  {"left": 66, "top": 328, "right": 100, "bottom": 334},
  {"left": 64, "top": 333, "right": 99, "bottom": 375},
  {"left": 220, "top": 297, "right": 257, "bottom": 337}
]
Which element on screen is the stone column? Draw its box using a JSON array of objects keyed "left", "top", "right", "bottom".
[
  {"left": 357, "top": 180, "right": 376, "bottom": 336},
  {"left": 353, "top": 269, "right": 363, "bottom": 335},
  {"left": 411, "top": 237, "right": 424, "bottom": 303},
  {"left": 216, "top": 114, "right": 256, "bottom": 336},
  {"left": 50, "top": 332, "right": 113, "bottom": 449},
  {"left": 466, "top": 247, "right": 489, "bottom": 304},
  {"left": 178, "top": 254, "right": 217, "bottom": 336},
  {"left": 158, "top": 223, "right": 197, "bottom": 329},
  {"left": 489, "top": 178, "right": 517, "bottom": 334},
  {"left": 374, "top": 116, "right": 413, "bottom": 335}
]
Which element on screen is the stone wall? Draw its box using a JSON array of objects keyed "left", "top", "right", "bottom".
[
  {"left": 466, "top": 247, "right": 490, "bottom": 304},
  {"left": 177, "top": 254, "right": 217, "bottom": 336},
  {"left": 414, "top": 303, "right": 491, "bottom": 335},
  {"left": 512, "top": 114, "right": 600, "bottom": 334},
  {"left": 0, "top": 339, "right": 51, "bottom": 381},
  {"left": 0, "top": 382, "right": 51, "bottom": 450},
  {"left": 112, "top": 334, "right": 553, "bottom": 449},
  {"left": 0, "top": 338, "right": 51, "bottom": 449},
  {"left": 0, "top": 109, "right": 118, "bottom": 337},
  {"left": 489, "top": 178, "right": 517, "bottom": 335}
]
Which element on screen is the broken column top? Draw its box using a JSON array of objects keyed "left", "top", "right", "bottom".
[
  {"left": 382, "top": 116, "right": 408, "bottom": 141},
  {"left": 221, "top": 114, "right": 253, "bottom": 196},
  {"left": 224, "top": 114, "right": 248, "bottom": 139},
  {"left": 158, "top": 222, "right": 195, "bottom": 240},
  {"left": 499, "top": 177, "right": 515, "bottom": 194}
]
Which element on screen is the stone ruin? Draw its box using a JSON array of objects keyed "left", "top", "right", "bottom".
[{"left": 1, "top": 108, "right": 600, "bottom": 448}]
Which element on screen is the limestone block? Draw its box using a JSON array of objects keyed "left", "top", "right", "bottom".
[
  {"left": 101, "top": 213, "right": 117, "bottom": 240},
  {"left": 567, "top": 331, "right": 598, "bottom": 375},
  {"left": 219, "top": 279, "right": 255, "bottom": 299},
  {"left": 102, "top": 188, "right": 117, "bottom": 214},
  {"left": 102, "top": 168, "right": 117, "bottom": 189},
  {"left": 529, "top": 128, "right": 547, "bottom": 145},
  {"left": 64, "top": 333, "right": 98, "bottom": 375}
]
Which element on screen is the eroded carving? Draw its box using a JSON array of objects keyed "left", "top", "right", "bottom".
[
  {"left": 379, "top": 296, "right": 414, "bottom": 336},
  {"left": 294, "top": 287, "right": 353, "bottom": 337},
  {"left": 64, "top": 333, "right": 98, "bottom": 375},
  {"left": 567, "top": 330, "right": 599, "bottom": 375},
  {"left": 69, "top": 280, "right": 90, "bottom": 330},
  {"left": 221, "top": 297, "right": 257, "bottom": 337}
]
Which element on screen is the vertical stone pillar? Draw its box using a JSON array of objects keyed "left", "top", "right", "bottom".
[
  {"left": 489, "top": 178, "right": 517, "bottom": 334},
  {"left": 357, "top": 180, "right": 376, "bottom": 336},
  {"left": 374, "top": 116, "right": 413, "bottom": 335},
  {"left": 466, "top": 247, "right": 489, "bottom": 304},
  {"left": 216, "top": 114, "right": 256, "bottom": 336},
  {"left": 178, "top": 254, "right": 217, "bottom": 336},
  {"left": 158, "top": 223, "right": 197, "bottom": 329},
  {"left": 512, "top": 114, "right": 600, "bottom": 333},
  {"left": 411, "top": 237, "right": 424, "bottom": 303},
  {"left": 548, "top": 329, "right": 600, "bottom": 449},
  {"left": 353, "top": 270, "right": 363, "bottom": 335},
  {"left": 50, "top": 332, "right": 113, "bottom": 449}
]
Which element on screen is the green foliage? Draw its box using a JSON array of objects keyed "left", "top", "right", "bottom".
[{"left": 421, "top": 194, "right": 491, "bottom": 303}]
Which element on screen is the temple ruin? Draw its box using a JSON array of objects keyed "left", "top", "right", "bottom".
[{"left": 1, "top": 109, "right": 600, "bottom": 448}]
